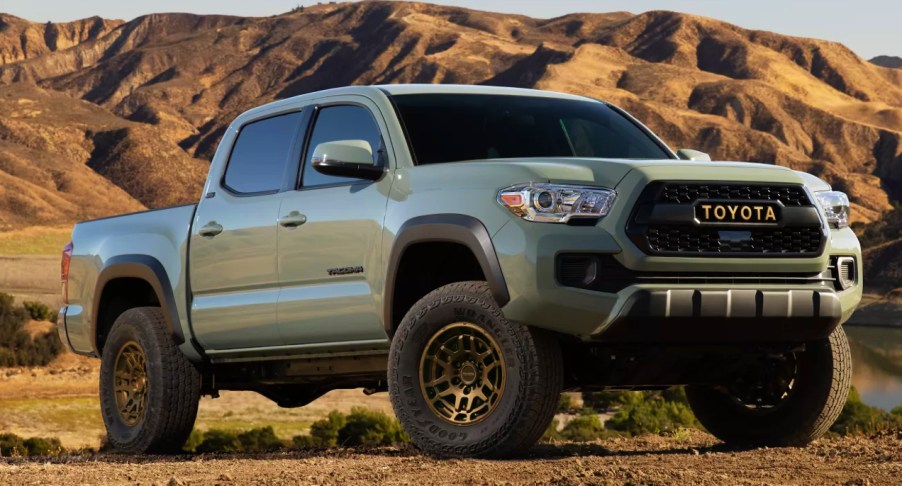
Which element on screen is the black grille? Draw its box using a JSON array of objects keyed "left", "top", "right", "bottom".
[
  {"left": 627, "top": 182, "right": 825, "bottom": 257},
  {"left": 660, "top": 184, "right": 810, "bottom": 206},
  {"left": 646, "top": 227, "right": 823, "bottom": 254}
]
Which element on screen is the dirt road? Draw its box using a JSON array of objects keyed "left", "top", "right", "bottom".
[{"left": 2, "top": 432, "right": 900, "bottom": 485}]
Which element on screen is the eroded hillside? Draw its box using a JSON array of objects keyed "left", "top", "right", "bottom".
[{"left": 0, "top": 1, "right": 900, "bottom": 251}]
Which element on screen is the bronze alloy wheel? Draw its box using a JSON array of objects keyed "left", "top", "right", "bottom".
[
  {"left": 113, "top": 341, "right": 148, "bottom": 426},
  {"left": 419, "top": 322, "right": 506, "bottom": 425}
]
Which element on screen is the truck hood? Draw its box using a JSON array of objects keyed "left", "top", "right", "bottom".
[{"left": 438, "top": 157, "right": 815, "bottom": 189}]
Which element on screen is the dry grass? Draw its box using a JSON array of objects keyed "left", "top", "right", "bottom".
[
  {"left": 0, "top": 253, "right": 61, "bottom": 308},
  {"left": 0, "top": 226, "right": 71, "bottom": 255}
]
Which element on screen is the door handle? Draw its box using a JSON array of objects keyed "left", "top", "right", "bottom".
[
  {"left": 279, "top": 211, "right": 307, "bottom": 228},
  {"left": 199, "top": 222, "right": 223, "bottom": 237}
]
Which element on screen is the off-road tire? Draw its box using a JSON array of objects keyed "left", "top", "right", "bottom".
[
  {"left": 686, "top": 325, "right": 851, "bottom": 447},
  {"left": 388, "top": 281, "right": 562, "bottom": 458},
  {"left": 100, "top": 307, "right": 201, "bottom": 453}
]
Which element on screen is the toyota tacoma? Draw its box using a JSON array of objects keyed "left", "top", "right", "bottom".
[{"left": 57, "top": 84, "right": 861, "bottom": 457}]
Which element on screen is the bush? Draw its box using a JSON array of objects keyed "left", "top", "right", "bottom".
[
  {"left": 291, "top": 434, "right": 321, "bottom": 448},
  {"left": 831, "top": 387, "right": 902, "bottom": 436},
  {"left": 581, "top": 391, "right": 628, "bottom": 412},
  {"left": 183, "top": 429, "right": 205, "bottom": 453},
  {"left": 557, "top": 393, "right": 580, "bottom": 413},
  {"left": 560, "top": 413, "right": 607, "bottom": 442},
  {"left": 23, "top": 301, "right": 57, "bottom": 322},
  {"left": 0, "top": 292, "right": 64, "bottom": 367},
  {"left": 0, "top": 433, "right": 64, "bottom": 456},
  {"left": 22, "top": 437, "right": 63, "bottom": 456},
  {"left": 237, "top": 426, "right": 283, "bottom": 452},
  {"left": 605, "top": 391, "right": 699, "bottom": 436},
  {"left": 310, "top": 410, "right": 347, "bottom": 447},
  {"left": 0, "top": 433, "right": 26, "bottom": 456},
  {"left": 338, "top": 407, "right": 408, "bottom": 446},
  {"left": 195, "top": 429, "right": 242, "bottom": 453}
]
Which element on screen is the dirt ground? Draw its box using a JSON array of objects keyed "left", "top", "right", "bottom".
[{"left": 1, "top": 431, "right": 900, "bottom": 485}]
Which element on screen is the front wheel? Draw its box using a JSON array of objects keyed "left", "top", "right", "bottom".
[
  {"left": 388, "top": 281, "right": 562, "bottom": 458},
  {"left": 99, "top": 307, "right": 201, "bottom": 453},
  {"left": 686, "top": 325, "right": 852, "bottom": 447}
]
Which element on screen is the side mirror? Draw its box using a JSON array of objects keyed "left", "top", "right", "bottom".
[
  {"left": 676, "top": 149, "right": 711, "bottom": 161},
  {"left": 311, "top": 140, "right": 384, "bottom": 180}
]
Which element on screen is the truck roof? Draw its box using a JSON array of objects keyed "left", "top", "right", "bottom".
[{"left": 234, "top": 84, "right": 599, "bottom": 124}]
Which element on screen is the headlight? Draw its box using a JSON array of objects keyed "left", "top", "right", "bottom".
[
  {"left": 815, "top": 191, "right": 850, "bottom": 229},
  {"left": 498, "top": 183, "right": 616, "bottom": 223}
]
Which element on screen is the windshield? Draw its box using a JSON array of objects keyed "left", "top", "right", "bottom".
[{"left": 390, "top": 93, "right": 673, "bottom": 165}]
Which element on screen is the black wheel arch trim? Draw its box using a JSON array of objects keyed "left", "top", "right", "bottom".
[
  {"left": 384, "top": 214, "right": 510, "bottom": 335},
  {"left": 92, "top": 255, "right": 185, "bottom": 352}
]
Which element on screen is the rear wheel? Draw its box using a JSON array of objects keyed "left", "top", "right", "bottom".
[
  {"left": 686, "top": 325, "right": 851, "bottom": 446},
  {"left": 388, "top": 281, "right": 562, "bottom": 458},
  {"left": 100, "top": 307, "right": 201, "bottom": 453}
]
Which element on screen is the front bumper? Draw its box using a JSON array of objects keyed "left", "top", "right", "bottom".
[
  {"left": 600, "top": 288, "right": 841, "bottom": 342},
  {"left": 492, "top": 217, "right": 863, "bottom": 343}
]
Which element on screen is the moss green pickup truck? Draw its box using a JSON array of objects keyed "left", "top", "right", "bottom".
[{"left": 58, "top": 85, "right": 861, "bottom": 457}]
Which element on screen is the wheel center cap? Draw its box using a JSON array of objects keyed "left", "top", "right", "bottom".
[{"left": 459, "top": 363, "right": 478, "bottom": 385}]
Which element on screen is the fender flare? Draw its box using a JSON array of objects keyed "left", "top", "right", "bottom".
[
  {"left": 384, "top": 214, "right": 510, "bottom": 334},
  {"left": 91, "top": 255, "right": 185, "bottom": 352}
]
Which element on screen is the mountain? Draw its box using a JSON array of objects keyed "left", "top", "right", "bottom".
[
  {"left": 0, "top": 2, "right": 900, "bottom": 256},
  {"left": 870, "top": 56, "right": 902, "bottom": 69},
  {"left": 0, "top": 14, "right": 123, "bottom": 65}
]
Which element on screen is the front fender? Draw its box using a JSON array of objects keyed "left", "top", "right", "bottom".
[{"left": 383, "top": 214, "right": 510, "bottom": 334}]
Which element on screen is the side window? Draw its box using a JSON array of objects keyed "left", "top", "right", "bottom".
[
  {"left": 223, "top": 112, "right": 303, "bottom": 194},
  {"left": 302, "top": 105, "right": 382, "bottom": 188}
]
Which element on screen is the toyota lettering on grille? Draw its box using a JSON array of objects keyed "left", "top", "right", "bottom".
[{"left": 695, "top": 202, "right": 780, "bottom": 223}]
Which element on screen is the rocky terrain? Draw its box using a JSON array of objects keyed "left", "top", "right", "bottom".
[
  {"left": 1, "top": 1, "right": 902, "bottom": 284},
  {"left": 1, "top": 431, "right": 900, "bottom": 485}
]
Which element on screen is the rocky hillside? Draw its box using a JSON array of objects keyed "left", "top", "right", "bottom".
[
  {"left": 0, "top": 1, "right": 901, "bottom": 283},
  {"left": 0, "top": 14, "right": 123, "bottom": 65}
]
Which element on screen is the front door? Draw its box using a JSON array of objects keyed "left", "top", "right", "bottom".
[{"left": 277, "top": 102, "right": 393, "bottom": 346}]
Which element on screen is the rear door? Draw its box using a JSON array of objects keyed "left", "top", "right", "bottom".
[
  {"left": 276, "top": 99, "right": 394, "bottom": 346},
  {"left": 189, "top": 110, "right": 305, "bottom": 350}
]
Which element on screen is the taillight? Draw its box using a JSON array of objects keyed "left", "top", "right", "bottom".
[{"left": 61, "top": 242, "right": 73, "bottom": 304}]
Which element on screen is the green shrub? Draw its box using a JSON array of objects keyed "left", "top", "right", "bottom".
[
  {"left": 560, "top": 413, "right": 606, "bottom": 442},
  {"left": 558, "top": 393, "right": 581, "bottom": 413},
  {"left": 831, "top": 387, "right": 902, "bottom": 436},
  {"left": 604, "top": 391, "right": 699, "bottom": 436},
  {"left": 183, "top": 429, "right": 205, "bottom": 453},
  {"left": 581, "top": 391, "right": 628, "bottom": 412},
  {"left": 0, "top": 433, "right": 64, "bottom": 456},
  {"left": 195, "top": 429, "right": 242, "bottom": 453},
  {"left": 291, "top": 434, "right": 321, "bottom": 448},
  {"left": 23, "top": 301, "right": 58, "bottom": 323},
  {"left": 237, "top": 426, "right": 283, "bottom": 452},
  {"left": 0, "top": 433, "right": 27, "bottom": 456},
  {"left": 22, "top": 437, "right": 63, "bottom": 456},
  {"left": 0, "top": 293, "right": 64, "bottom": 367},
  {"left": 338, "top": 407, "right": 408, "bottom": 446},
  {"left": 310, "top": 410, "right": 347, "bottom": 447},
  {"left": 542, "top": 418, "right": 562, "bottom": 441}
]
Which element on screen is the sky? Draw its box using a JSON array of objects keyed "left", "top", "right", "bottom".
[{"left": 2, "top": 0, "right": 897, "bottom": 59}]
